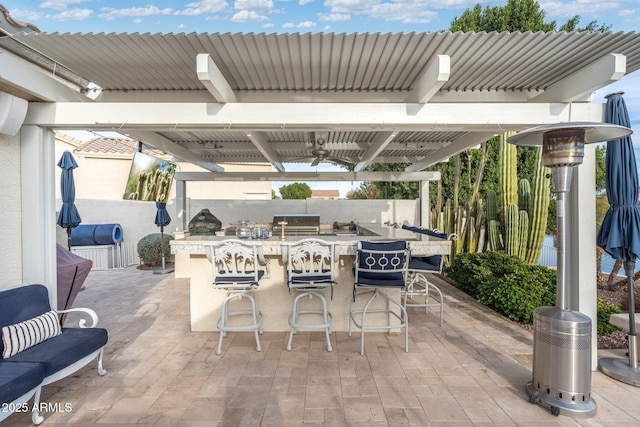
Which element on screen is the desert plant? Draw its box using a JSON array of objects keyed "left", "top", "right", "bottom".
[{"left": 137, "top": 233, "right": 174, "bottom": 266}]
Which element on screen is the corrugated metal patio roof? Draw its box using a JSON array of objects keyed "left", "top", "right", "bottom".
[{"left": 2, "top": 30, "right": 639, "bottom": 172}]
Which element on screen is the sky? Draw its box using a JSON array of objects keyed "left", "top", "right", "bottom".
[{"left": 5, "top": 0, "right": 640, "bottom": 197}]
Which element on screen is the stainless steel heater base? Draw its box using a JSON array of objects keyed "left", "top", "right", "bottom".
[
  {"left": 599, "top": 357, "right": 640, "bottom": 387},
  {"left": 527, "top": 307, "right": 597, "bottom": 417}
]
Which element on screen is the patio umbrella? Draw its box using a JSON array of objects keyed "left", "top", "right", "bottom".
[
  {"left": 597, "top": 91, "right": 640, "bottom": 385},
  {"left": 153, "top": 201, "right": 174, "bottom": 274},
  {"left": 56, "top": 151, "right": 82, "bottom": 251}
]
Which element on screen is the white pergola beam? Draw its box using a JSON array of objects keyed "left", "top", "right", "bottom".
[
  {"left": 532, "top": 53, "right": 626, "bottom": 103},
  {"left": 354, "top": 132, "right": 395, "bottom": 172},
  {"left": 175, "top": 171, "right": 441, "bottom": 182},
  {"left": 405, "top": 132, "right": 498, "bottom": 172},
  {"left": 24, "top": 101, "right": 606, "bottom": 130},
  {"left": 246, "top": 131, "right": 285, "bottom": 172},
  {"left": 406, "top": 54, "right": 450, "bottom": 103},
  {"left": 126, "top": 130, "right": 225, "bottom": 172},
  {"left": 0, "top": 49, "right": 93, "bottom": 102},
  {"left": 196, "top": 53, "right": 236, "bottom": 103}
]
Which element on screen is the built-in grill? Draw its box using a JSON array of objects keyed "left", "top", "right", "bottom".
[{"left": 272, "top": 214, "right": 320, "bottom": 236}]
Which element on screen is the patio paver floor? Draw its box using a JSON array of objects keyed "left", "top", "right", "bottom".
[{"left": 4, "top": 267, "right": 640, "bottom": 426}]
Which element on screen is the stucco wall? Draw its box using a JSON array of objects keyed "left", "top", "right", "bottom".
[
  {"left": 0, "top": 132, "right": 23, "bottom": 288},
  {"left": 65, "top": 197, "right": 420, "bottom": 266}
]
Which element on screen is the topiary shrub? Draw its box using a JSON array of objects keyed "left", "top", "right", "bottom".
[{"left": 137, "top": 233, "right": 174, "bottom": 266}]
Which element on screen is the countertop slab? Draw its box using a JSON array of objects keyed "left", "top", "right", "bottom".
[{"left": 170, "top": 225, "right": 451, "bottom": 257}]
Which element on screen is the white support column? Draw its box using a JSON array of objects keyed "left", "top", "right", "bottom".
[
  {"left": 175, "top": 179, "right": 187, "bottom": 231},
  {"left": 21, "top": 125, "right": 57, "bottom": 304},
  {"left": 569, "top": 143, "right": 598, "bottom": 370},
  {"left": 419, "top": 180, "right": 430, "bottom": 228}
]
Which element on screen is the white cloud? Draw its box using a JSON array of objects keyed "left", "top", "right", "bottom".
[
  {"left": 299, "top": 0, "right": 315, "bottom": 5},
  {"left": 8, "top": 9, "right": 43, "bottom": 22},
  {"left": 539, "top": 0, "right": 621, "bottom": 19},
  {"left": 324, "top": 0, "right": 438, "bottom": 24},
  {"left": 178, "top": 0, "right": 229, "bottom": 16},
  {"left": 263, "top": 22, "right": 275, "bottom": 28},
  {"left": 99, "top": 6, "right": 174, "bottom": 21},
  {"left": 297, "top": 20, "right": 316, "bottom": 28},
  {"left": 318, "top": 13, "right": 350, "bottom": 22},
  {"left": 282, "top": 22, "right": 295, "bottom": 28},
  {"left": 39, "top": 0, "right": 88, "bottom": 12},
  {"left": 230, "top": 10, "right": 269, "bottom": 22},
  {"left": 234, "top": 0, "right": 274, "bottom": 10},
  {"left": 48, "top": 8, "right": 93, "bottom": 21}
]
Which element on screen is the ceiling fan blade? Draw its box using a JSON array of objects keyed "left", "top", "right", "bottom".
[
  {"left": 311, "top": 157, "right": 321, "bottom": 166},
  {"left": 327, "top": 156, "right": 354, "bottom": 167}
]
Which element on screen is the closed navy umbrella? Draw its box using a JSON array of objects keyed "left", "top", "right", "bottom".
[
  {"left": 57, "top": 151, "right": 82, "bottom": 250},
  {"left": 154, "top": 202, "right": 174, "bottom": 274},
  {"left": 597, "top": 92, "right": 640, "bottom": 384}
]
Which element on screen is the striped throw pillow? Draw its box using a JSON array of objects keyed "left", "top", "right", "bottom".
[{"left": 2, "top": 310, "right": 62, "bottom": 358}]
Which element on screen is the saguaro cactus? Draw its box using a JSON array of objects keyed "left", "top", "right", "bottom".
[{"left": 524, "top": 147, "right": 551, "bottom": 264}]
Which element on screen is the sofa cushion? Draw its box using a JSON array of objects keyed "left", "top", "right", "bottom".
[
  {"left": 0, "top": 285, "right": 52, "bottom": 355},
  {"left": 6, "top": 328, "right": 108, "bottom": 378},
  {"left": 0, "top": 361, "right": 45, "bottom": 405},
  {"left": 2, "top": 310, "right": 62, "bottom": 358}
]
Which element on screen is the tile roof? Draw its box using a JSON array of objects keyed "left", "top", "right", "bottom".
[
  {"left": 74, "top": 136, "right": 165, "bottom": 157},
  {"left": 311, "top": 189, "right": 340, "bottom": 198}
]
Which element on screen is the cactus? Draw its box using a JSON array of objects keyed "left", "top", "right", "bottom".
[
  {"left": 466, "top": 216, "right": 477, "bottom": 254},
  {"left": 504, "top": 203, "right": 519, "bottom": 256},
  {"left": 488, "top": 220, "right": 501, "bottom": 251},
  {"left": 524, "top": 147, "right": 551, "bottom": 264},
  {"left": 499, "top": 132, "right": 518, "bottom": 234},
  {"left": 518, "top": 179, "right": 530, "bottom": 212},
  {"left": 518, "top": 210, "right": 529, "bottom": 259}
]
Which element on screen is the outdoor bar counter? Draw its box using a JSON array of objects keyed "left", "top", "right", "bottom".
[{"left": 171, "top": 225, "right": 451, "bottom": 332}]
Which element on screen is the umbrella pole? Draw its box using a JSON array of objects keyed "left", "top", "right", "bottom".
[
  {"left": 625, "top": 259, "right": 637, "bottom": 369},
  {"left": 66, "top": 227, "right": 72, "bottom": 251},
  {"left": 153, "top": 225, "right": 174, "bottom": 275}
]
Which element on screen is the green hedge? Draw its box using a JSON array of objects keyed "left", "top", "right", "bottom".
[
  {"left": 446, "top": 252, "right": 555, "bottom": 324},
  {"left": 597, "top": 299, "right": 621, "bottom": 335},
  {"left": 137, "top": 233, "right": 174, "bottom": 266},
  {"left": 445, "top": 251, "right": 622, "bottom": 334}
]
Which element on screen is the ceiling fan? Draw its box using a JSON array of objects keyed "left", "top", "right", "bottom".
[{"left": 292, "top": 133, "right": 354, "bottom": 167}]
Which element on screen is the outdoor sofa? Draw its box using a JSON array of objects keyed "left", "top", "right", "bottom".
[{"left": 0, "top": 284, "right": 108, "bottom": 424}]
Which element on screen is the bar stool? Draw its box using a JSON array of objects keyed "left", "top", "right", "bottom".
[
  {"left": 205, "top": 239, "right": 270, "bottom": 355},
  {"left": 349, "top": 240, "right": 409, "bottom": 355},
  {"left": 282, "top": 239, "right": 336, "bottom": 351},
  {"left": 401, "top": 225, "right": 455, "bottom": 327}
]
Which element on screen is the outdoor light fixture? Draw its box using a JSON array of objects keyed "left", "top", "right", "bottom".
[{"left": 508, "top": 122, "right": 632, "bottom": 417}]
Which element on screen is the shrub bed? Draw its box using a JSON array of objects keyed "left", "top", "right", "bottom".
[{"left": 446, "top": 251, "right": 620, "bottom": 334}]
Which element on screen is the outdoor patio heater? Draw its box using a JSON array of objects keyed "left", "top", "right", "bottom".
[{"left": 508, "top": 122, "right": 632, "bottom": 417}]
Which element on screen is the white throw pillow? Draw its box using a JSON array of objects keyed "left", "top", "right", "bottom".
[{"left": 2, "top": 310, "right": 62, "bottom": 358}]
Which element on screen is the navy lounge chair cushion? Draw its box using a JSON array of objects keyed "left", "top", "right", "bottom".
[
  {"left": 7, "top": 328, "right": 108, "bottom": 378},
  {"left": 0, "top": 285, "right": 54, "bottom": 356},
  {"left": 0, "top": 361, "right": 44, "bottom": 404}
]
